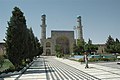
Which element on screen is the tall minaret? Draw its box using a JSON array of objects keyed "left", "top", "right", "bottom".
[
  {"left": 77, "top": 16, "right": 83, "bottom": 40},
  {"left": 41, "top": 14, "right": 47, "bottom": 40}
]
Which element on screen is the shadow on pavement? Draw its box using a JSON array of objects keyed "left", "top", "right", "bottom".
[{"left": 24, "top": 69, "right": 54, "bottom": 74}]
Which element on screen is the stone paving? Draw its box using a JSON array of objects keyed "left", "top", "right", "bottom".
[
  {"left": 3, "top": 58, "right": 46, "bottom": 80},
  {"left": 2, "top": 56, "right": 120, "bottom": 80},
  {"left": 55, "top": 57, "right": 120, "bottom": 80},
  {"left": 44, "top": 56, "right": 99, "bottom": 80}
]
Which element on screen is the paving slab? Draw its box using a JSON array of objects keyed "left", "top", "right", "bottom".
[
  {"left": 3, "top": 56, "right": 120, "bottom": 80},
  {"left": 4, "top": 57, "right": 46, "bottom": 80},
  {"left": 54, "top": 57, "right": 120, "bottom": 80}
]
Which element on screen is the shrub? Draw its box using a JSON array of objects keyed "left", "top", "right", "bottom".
[
  {"left": 3, "top": 55, "right": 8, "bottom": 59},
  {"left": 89, "top": 58, "right": 98, "bottom": 62},
  {"left": 9, "top": 65, "right": 15, "bottom": 70},
  {"left": 56, "top": 52, "right": 64, "bottom": 58},
  {"left": 0, "top": 55, "right": 4, "bottom": 68},
  {"left": 25, "top": 59, "right": 31, "bottom": 64},
  {"left": 109, "top": 58, "right": 117, "bottom": 61},
  {"left": 22, "top": 59, "right": 26, "bottom": 67},
  {"left": 63, "top": 54, "right": 70, "bottom": 59},
  {"left": 78, "top": 58, "right": 84, "bottom": 62},
  {"left": 100, "top": 58, "right": 110, "bottom": 61},
  {"left": 117, "top": 58, "right": 120, "bottom": 60}
]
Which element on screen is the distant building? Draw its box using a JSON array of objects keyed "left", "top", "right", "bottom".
[
  {"left": 0, "top": 42, "right": 5, "bottom": 55},
  {"left": 0, "top": 15, "right": 106, "bottom": 56},
  {"left": 95, "top": 44, "right": 106, "bottom": 53},
  {"left": 40, "top": 14, "right": 83, "bottom": 55}
]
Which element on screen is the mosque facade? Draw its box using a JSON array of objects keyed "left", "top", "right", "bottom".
[{"left": 40, "top": 14, "right": 83, "bottom": 55}]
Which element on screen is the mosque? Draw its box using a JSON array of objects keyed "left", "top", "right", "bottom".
[
  {"left": 0, "top": 15, "right": 105, "bottom": 56},
  {"left": 40, "top": 14, "right": 84, "bottom": 55}
]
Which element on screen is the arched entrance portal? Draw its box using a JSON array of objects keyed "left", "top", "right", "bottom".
[
  {"left": 46, "top": 42, "right": 51, "bottom": 47},
  {"left": 56, "top": 36, "right": 69, "bottom": 54},
  {"left": 46, "top": 49, "right": 51, "bottom": 56}
]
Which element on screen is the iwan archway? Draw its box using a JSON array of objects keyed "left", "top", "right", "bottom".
[
  {"left": 56, "top": 36, "right": 70, "bottom": 54},
  {"left": 46, "top": 49, "right": 51, "bottom": 56}
]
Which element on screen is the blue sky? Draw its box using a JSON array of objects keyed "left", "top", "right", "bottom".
[{"left": 0, "top": 0, "right": 120, "bottom": 44}]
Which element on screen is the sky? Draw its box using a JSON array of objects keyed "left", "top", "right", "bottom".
[{"left": 0, "top": 0, "right": 120, "bottom": 44}]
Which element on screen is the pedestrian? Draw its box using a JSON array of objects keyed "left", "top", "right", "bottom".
[{"left": 84, "top": 52, "right": 89, "bottom": 68}]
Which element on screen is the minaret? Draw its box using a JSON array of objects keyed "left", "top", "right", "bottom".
[
  {"left": 77, "top": 16, "right": 83, "bottom": 40},
  {"left": 41, "top": 14, "right": 47, "bottom": 40}
]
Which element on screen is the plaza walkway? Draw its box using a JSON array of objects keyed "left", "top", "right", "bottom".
[
  {"left": 55, "top": 57, "right": 120, "bottom": 80},
  {"left": 3, "top": 56, "right": 120, "bottom": 80},
  {"left": 4, "top": 58, "right": 46, "bottom": 80}
]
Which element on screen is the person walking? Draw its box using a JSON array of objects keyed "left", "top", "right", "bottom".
[{"left": 84, "top": 52, "right": 89, "bottom": 68}]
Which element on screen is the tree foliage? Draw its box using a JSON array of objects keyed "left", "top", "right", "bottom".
[
  {"left": 55, "top": 45, "right": 63, "bottom": 57},
  {"left": 0, "top": 55, "right": 4, "bottom": 68},
  {"left": 5, "top": 7, "right": 28, "bottom": 68},
  {"left": 73, "top": 39, "right": 98, "bottom": 55},
  {"left": 73, "top": 39, "right": 85, "bottom": 55},
  {"left": 105, "top": 35, "right": 120, "bottom": 53},
  {"left": 5, "top": 7, "right": 42, "bottom": 69},
  {"left": 84, "top": 39, "right": 98, "bottom": 54}
]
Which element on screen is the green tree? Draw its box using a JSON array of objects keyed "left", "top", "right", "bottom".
[
  {"left": 116, "top": 38, "right": 119, "bottom": 43},
  {"left": 5, "top": 7, "right": 28, "bottom": 69},
  {"left": 0, "top": 55, "right": 4, "bottom": 68},
  {"left": 106, "top": 35, "right": 115, "bottom": 45},
  {"left": 55, "top": 45, "right": 63, "bottom": 57},
  {"left": 105, "top": 35, "right": 115, "bottom": 53},
  {"left": 73, "top": 43, "right": 78, "bottom": 54},
  {"left": 77, "top": 39, "right": 85, "bottom": 54},
  {"left": 113, "top": 38, "right": 120, "bottom": 53},
  {"left": 84, "top": 39, "right": 98, "bottom": 54},
  {"left": 73, "top": 39, "right": 85, "bottom": 55},
  {"left": 5, "top": 7, "right": 42, "bottom": 69},
  {"left": 27, "top": 28, "right": 36, "bottom": 60},
  {"left": 105, "top": 35, "right": 120, "bottom": 53},
  {"left": 35, "top": 37, "right": 43, "bottom": 56}
]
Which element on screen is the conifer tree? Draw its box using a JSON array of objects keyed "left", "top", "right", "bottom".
[
  {"left": 27, "top": 28, "right": 36, "bottom": 60},
  {"left": 5, "top": 7, "right": 27, "bottom": 68},
  {"left": 84, "top": 39, "right": 98, "bottom": 54},
  {"left": 105, "top": 35, "right": 115, "bottom": 53},
  {"left": 105, "top": 36, "right": 120, "bottom": 53},
  {"left": 73, "top": 39, "right": 85, "bottom": 55},
  {"left": 35, "top": 37, "right": 43, "bottom": 56}
]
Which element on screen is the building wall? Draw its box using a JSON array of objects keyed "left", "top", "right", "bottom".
[
  {"left": 0, "top": 43, "right": 5, "bottom": 55},
  {"left": 42, "top": 31, "right": 74, "bottom": 55},
  {"left": 42, "top": 39, "right": 52, "bottom": 55},
  {"left": 51, "top": 31, "right": 74, "bottom": 55},
  {"left": 95, "top": 44, "right": 106, "bottom": 53}
]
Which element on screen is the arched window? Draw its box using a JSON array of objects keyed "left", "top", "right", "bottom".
[{"left": 46, "top": 42, "right": 51, "bottom": 47}]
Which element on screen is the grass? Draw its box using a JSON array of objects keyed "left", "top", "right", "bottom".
[{"left": 0, "top": 59, "right": 14, "bottom": 72}]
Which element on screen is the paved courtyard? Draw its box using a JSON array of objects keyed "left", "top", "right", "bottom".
[{"left": 2, "top": 56, "right": 120, "bottom": 80}]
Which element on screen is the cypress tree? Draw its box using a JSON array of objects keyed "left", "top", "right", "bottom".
[
  {"left": 27, "top": 28, "right": 35, "bottom": 60},
  {"left": 35, "top": 37, "right": 43, "bottom": 56},
  {"left": 5, "top": 7, "right": 27, "bottom": 69},
  {"left": 5, "top": 7, "right": 43, "bottom": 69},
  {"left": 105, "top": 35, "right": 115, "bottom": 53}
]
